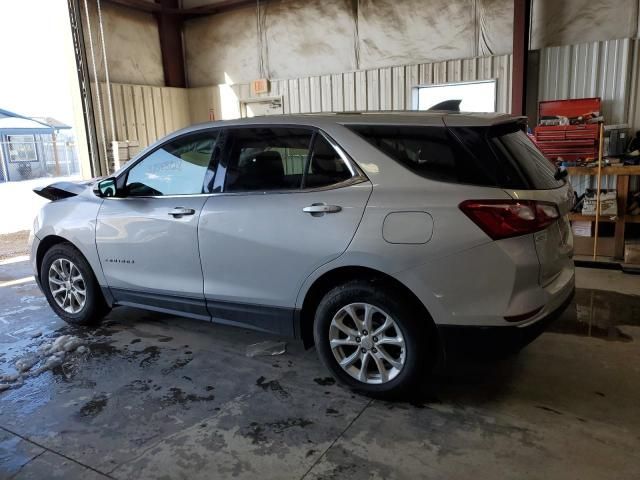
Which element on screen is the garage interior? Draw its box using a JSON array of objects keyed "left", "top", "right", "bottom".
[{"left": 1, "top": 0, "right": 640, "bottom": 478}]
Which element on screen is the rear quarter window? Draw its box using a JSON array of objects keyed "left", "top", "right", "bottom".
[{"left": 486, "top": 124, "right": 562, "bottom": 189}]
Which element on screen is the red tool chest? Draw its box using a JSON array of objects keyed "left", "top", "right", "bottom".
[{"left": 534, "top": 98, "right": 601, "bottom": 162}]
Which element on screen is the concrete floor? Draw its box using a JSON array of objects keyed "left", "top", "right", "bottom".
[{"left": 1, "top": 257, "right": 639, "bottom": 479}]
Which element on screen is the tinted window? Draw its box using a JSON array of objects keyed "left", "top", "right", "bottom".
[
  {"left": 224, "top": 128, "right": 313, "bottom": 192},
  {"left": 126, "top": 133, "right": 218, "bottom": 196},
  {"left": 488, "top": 124, "right": 562, "bottom": 189},
  {"left": 347, "top": 125, "right": 504, "bottom": 186},
  {"left": 305, "top": 135, "right": 353, "bottom": 188},
  {"left": 347, "top": 123, "right": 563, "bottom": 190}
]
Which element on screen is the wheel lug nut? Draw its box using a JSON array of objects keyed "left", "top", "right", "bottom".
[
  {"left": 361, "top": 348, "right": 366, "bottom": 353},
  {"left": 372, "top": 348, "right": 377, "bottom": 353},
  {"left": 373, "top": 336, "right": 378, "bottom": 342},
  {"left": 362, "top": 330, "right": 368, "bottom": 336},
  {"left": 355, "top": 337, "right": 361, "bottom": 343}
]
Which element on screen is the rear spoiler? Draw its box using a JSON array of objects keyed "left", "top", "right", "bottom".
[{"left": 443, "top": 114, "right": 527, "bottom": 128}]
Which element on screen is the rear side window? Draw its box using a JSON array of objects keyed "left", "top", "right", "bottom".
[
  {"left": 224, "top": 127, "right": 313, "bottom": 192},
  {"left": 347, "top": 123, "right": 563, "bottom": 190},
  {"left": 305, "top": 135, "right": 353, "bottom": 188},
  {"left": 222, "top": 128, "right": 355, "bottom": 193}
]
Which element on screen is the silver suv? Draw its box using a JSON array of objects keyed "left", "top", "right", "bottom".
[{"left": 30, "top": 113, "right": 575, "bottom": 396}]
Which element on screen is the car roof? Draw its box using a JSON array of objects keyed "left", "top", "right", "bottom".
[{"left": 181, "top": 111, "right": 522, "bottom": 133}]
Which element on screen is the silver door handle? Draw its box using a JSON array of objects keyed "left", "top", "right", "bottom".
[
  {"left": 303, "top": 204, "right": 342, "bottom": 214},
  {"left": 168, "top": 207, "right": 195, "bottom": 217}
]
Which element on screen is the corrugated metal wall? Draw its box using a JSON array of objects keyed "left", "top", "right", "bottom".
[
  {"left": 540, "top": 38, "right": 639, "bottom": 198},
  {"left": 232, "top": 54, "right": 513, "bottom": 115},
  {"left": 93, "top": 82, "right": 191, "bottom": 147},
  {"left": 92, "top": 53, "right": 513, "bottom": 170},
  {"left": 539, "top": 38, "right": 633, "bottom": 125},
  {"left": 91, "top": 82, "right": 191, "bottom": 173}
]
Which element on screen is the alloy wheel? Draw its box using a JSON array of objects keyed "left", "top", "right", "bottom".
[
  {"left": 329, "top": 302, "right": 406, "bottom": 384},
  {"left": 48, "top": 258, "right": 87, "bottom": 314}
]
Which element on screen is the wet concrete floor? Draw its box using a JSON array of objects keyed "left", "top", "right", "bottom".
[{"left": 1, "top": 258, "right": 639, "bottom": 479}]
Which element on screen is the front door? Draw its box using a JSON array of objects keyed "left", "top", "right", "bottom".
[
  {"left": 198, "top": 127, "right": 372, "bottom": 335},
  {"left": 96, "top": 130, "right": 220, "bottom": 319}
]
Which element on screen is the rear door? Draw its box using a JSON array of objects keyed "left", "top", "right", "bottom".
[{"left": 198, "top": 126, "right": 372, "bottom": 335}]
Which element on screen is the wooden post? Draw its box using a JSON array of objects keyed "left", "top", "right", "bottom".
[
  {"left": 593, "top": 123, "right": 604, "bottom": 259},
  {"left": 52, "top": 130, "right": 61, "bottom": 177},
  {"left": 614, "top": 175, "right": 629, "bottom": 259}
]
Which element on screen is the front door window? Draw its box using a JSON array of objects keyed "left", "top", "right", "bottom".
[{"left": 125, "top": 132, "right": 219, "bottom": 196}]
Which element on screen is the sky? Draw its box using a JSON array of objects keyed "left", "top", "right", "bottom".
[{"left": 0, "top": 0, "right": 76, "bottom": 128}]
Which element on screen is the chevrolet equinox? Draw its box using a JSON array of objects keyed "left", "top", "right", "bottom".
[{"left": 30, "top": 113, "right": 575, "bottom": 396}]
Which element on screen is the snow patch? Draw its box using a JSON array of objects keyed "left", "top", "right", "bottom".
[
  {"left": 0, "top": 306, "right": 42, "bottom": 317},
  {"left": 0, "top": 334, "right": 88, "bottom": 393}
]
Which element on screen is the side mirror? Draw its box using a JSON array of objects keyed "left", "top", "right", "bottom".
[{"left": 95, "top": 177, "right": 117, "bottom": 198}]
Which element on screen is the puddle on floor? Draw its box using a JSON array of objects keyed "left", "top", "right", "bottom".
[{"left": 549, "top": 288, "right": 640, "bottom": 342}]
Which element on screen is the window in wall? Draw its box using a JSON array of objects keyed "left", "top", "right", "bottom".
[
  {"left": 7, "top": 135, "right": 38, "bottom": 162},
  {"left": 126, "top": 132, "right": 219, "bottom": 196},
  {"left": 416, "top": 80, "right": 496, "bottom": 113}
]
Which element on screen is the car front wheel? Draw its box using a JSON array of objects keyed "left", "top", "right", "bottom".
[
  {"left": 313, "top": 280, "right": 428, "bottom": 397},
  {"left": 41, "top": 243, "right": 109, "bottom": 325}
]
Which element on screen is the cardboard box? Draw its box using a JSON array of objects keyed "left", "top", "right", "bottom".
[
  {"left": 571, "top": 221, "right": 592, "bottom": 237},
  {"left": 573, "top": 236, "right": 615, "bottom": 257},
  {"left": 582, "top": 190, "right": 617, "bottom": 216},
  {"left": 624, "top": 241, "right": 640, "bottom": 265}
]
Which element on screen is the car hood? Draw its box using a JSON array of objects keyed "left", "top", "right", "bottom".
[{"left": 33, "top": 178, "right": 99, "bottom": 201}]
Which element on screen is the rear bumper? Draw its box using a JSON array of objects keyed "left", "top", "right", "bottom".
[{"left": 438, "top": 286, "right": 575, "bottom": 360}]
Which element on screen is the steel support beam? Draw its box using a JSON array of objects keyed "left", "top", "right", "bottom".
[
  {"left": 155, "top": 0, "right": 186, "bottom": 88},
  {"left": 511, "top": 0, "right": 531, "bottom": 116},
  {"left": 105, "top": 0, "right": 164, "bottom": 13},
  {"left": 105, "top": 0, "right": 266, "bottom": 17},
  {"left": 68, "top": 0, "right": 101, "bottom": 177}
]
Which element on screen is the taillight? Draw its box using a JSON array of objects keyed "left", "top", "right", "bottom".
[{"left": 459, "top": 200, "right": 560, "bottom": 240}]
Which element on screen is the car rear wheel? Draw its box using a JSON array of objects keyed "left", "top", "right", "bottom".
[
  {"left": 313, "top": 280, "right": 428, "bottom": 397},
  {"left": 41, "top": 243, "right": 109, "bottom": 325}
]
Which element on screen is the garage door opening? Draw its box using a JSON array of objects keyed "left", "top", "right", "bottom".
[{"left": 0, "top": 0, "right": 90, "bottom": 235}]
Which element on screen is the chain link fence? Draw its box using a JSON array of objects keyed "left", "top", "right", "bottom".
[{"left": 0, "top": 136, "right": 80, "bottom": 182}]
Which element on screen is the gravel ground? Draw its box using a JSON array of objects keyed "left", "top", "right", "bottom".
[{"left": 0, "top": 231, "right": 29, "bottom": 261}]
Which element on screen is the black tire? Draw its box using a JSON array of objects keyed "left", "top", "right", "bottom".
[
  {"left": 313, "top": 280, "right": 431, "bottom": 398},
  {"left": 40, "top": 242, "right": 109, "bottom": 326}
]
